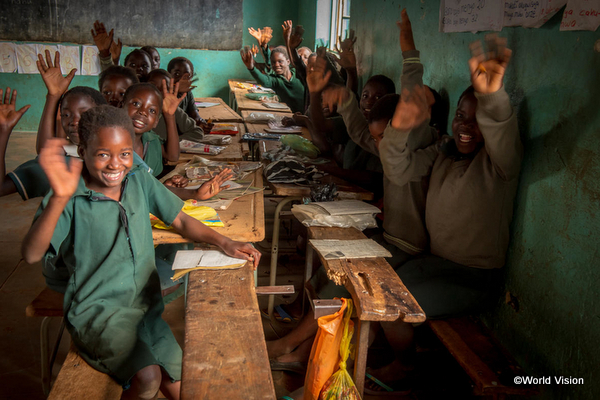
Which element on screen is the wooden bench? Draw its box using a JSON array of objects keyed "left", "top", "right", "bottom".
[
  {"left": 305, "top": 226, "right": 426, "bottom": 397},
  {"left": 428, "top": 316, "right": 539, "bottom": 399}
]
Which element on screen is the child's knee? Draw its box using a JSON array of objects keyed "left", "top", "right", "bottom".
[{"left": 133, "top": 365, "right": 162, "bottom": 399}]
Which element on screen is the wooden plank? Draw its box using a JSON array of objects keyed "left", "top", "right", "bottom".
[
  {"left": 173, "top": 123, "right": 246, "bottom": 164},
  {"left": 153, "top": 167, "right": 265, "bottom": 244},
  {"left": 48, "top": 345, "right": 122, "bottom": 400},
  {"left": 26, "top": 287, "right": 64, "bottom": 317},
  {"left": 182, "top": 264, "right": 276, "bottom": 400},
  {"left": 195, "top": 97, "right": 243, "bottom": 123},
  {"left": 268, "top": 174, "right": 374, "bottom": 201}
]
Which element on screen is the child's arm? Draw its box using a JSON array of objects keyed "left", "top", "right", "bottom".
[
  {"left": 21, "top": 139, "right": 82, "bottom": 264},
  {"left": 91, "top": 21, "right": 117, "bottom": 70},
  {"left": 175, "top": 108, "right": 205, "bottom": 142},
  {"left": 240, "top": 47, "right": 281, "bottom": 90},
  {"left": 0, "top": 88, "right": 30, "bottom": 197},
  {"left": 160, "top": 79, "right": 184, "bottom": 162},
  {"left": 283, "top": 21, "right": 307, "bottom": 76},
  {"left": 165, "top": 168, "right": 233, "bottom": 201},
  {"left": 334, "top": 31, "right": 358, "bottom": 94},
  {"left": 469, "top": 38, "right": 522, "bottom": 180},
  {"left": 305, "top": 56, "right": 335, "bottom": 154},
  {"left": 35, "top": 51, "right": 76, "bottom": 154}
]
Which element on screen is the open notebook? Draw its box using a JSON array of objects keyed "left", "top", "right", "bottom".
[{"left": 171, "top": 250, "right": 247, "bottom": 281}]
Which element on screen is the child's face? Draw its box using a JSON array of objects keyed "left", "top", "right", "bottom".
[
  {"left": 270, "top": 52, "right": 290, "bottom": 75},
  {"left": 360, "top": 82, "right": 388, "bottom": 120},
  {"left": 125, "top": 88, "right": 161, "bottom": 135},
  {"left": 79, "top": 126, "right": 133, "bottom": 190},
  {"left": 101, "top": 76, "right": 134, "bottom": 107},
  {"left": 125, "top": 52, "right": 152, "bottom": 80},
  {"left": 61, "top": 94, "right": 95, "bottom": 145},
  {"left": 452, "top": 93, "right": 483, "bottom": 154},
  {"left": 169, "top": 61, "right": 192, "bottom": 83},
  {"left": 369, "top": 119, "right": 388, "bottom": 150},
  {"left": 147, "top": 74, "right": 169, "bottom": 91},
  {"left": 298, "top": 48, "right": 311, "bottom": 66},
  {"left": 147, "top": 48, "right": 161, "bottom": 70}
]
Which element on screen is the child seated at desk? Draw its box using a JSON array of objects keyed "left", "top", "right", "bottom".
[
  {"left": 98, "top": 65, "right": 139, "bottom": 107},
  {"left": 22, "top": 105, "right": 261, "bottom": 400}
]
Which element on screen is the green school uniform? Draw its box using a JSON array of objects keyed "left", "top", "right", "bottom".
[
  {"left": 142, "top": 131, "right": 164, "bottom": 177},
  {"left": 36, "top": 165, "right": 184, "bottom": 384},
  {"left": 249, "top": 67, "right": 305, "bottom": 114}
]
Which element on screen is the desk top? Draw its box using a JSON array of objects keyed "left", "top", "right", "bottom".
[
  {"left": 181, "top": 264, "right": 276, "bottom": 400},
  {"left": 175, "top": 123, "right": 247, "bottom": 164},
  {"left": 268, "top": 174, "right": 374, "bottom": 201},
  {"left": 233, "top": 90, "right": 292, "bottom": 113},
  {"left": 195, "top": 97, "right": 242, "bottom": 123},
  {"left": 152, "top": 167, "right": 265, "bottom": 244}
]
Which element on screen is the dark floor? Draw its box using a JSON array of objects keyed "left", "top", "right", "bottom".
[{"left": 0, "top": 132, "right": 478, "bottom": 399}]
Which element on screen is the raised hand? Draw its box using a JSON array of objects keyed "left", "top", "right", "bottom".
[
  {"left": 161, "top": 79, "right": 185, "bottom": 116},
  {"left": 195, "top": 168, "right": 233, "bottom": 200},
  {"left": 36, "top": 50, "right": 77, "bottom": 97},
  {"left": 248, "top": 27, "right": 262, "bottom": 43},
  {"left": 222, "top": 240, "right": 261, "bottom": 270},
  {"left": 468, "top": 35, "right": 512, "bottom": 94},
  {"left": 289, "top": 25, "right": 304, "bottom": 50},
  {"left": 91, "top": 20, "right": 114, "bottom": 57},
  {"left": 334, "top": 29, "right": 357, "bottom": 69},
  {"left": 260, "top": 26, "right": 273, "bottom": 47},
  {"left": 110, "top": 37, "right": 123, "bottom": 65},
  {"left": 164, "top": 174, "right": 189, "bottom": 188},
  {"left": 0, "top": 87, "right": 31, "bottom": 132},
  {"left": 282, "top": 20, "right": 293, "bottom": 43},
  {"left": 396, "top": 9, "right": 416, "bottom": 52},
  {"left": 240, "top": 46, "right": 255, "bottom": 70},
  {"left": 38, "top": 138, "right": 83, "bottom": 199},
  {"left": 391, "top": 86, "right": 435, "bottom": 131},
  {"left": 306, "top": 56, "right": 331, "bottom": 94}
]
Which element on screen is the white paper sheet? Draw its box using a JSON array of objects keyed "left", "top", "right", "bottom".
[
  {"left": 16, "top": 44, "right": 39, "bottom": 74},
  {"left": 0, "top": 42, "right": 17, "bottom": 73},
  {"left": 172, "top": 250, "right": 204, "bottom": 270},
  {"left": 504, "top": 0, "right": 567, "bottom": 27},
  {"left": 172, "top": 250, "right": 246, "bottom": 270},
  {"left": 195, "top": 102, "right": 220, "bottom": 108},
  {"left": 561, "top": 0, "right": 600, "bottom": 31},
  {"left": 310, "top": 239, "right": 392, "bottom": 260},
  {"left": 58, "top": 45, "right": 81, "bottom": 75},
  {"left": 440, "top": 0, "right": 504, "bottom": 32},
  {"left": 81, "top": 45, "right": 101, "bottom": 76},
  {"left": 312, "top": 200, "right": 381, "bottom": 216},
  {"left": 36, "top": 44, "right": 58, "bottom": 62}
]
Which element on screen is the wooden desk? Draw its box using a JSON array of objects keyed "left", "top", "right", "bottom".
[
  {"left": 269, "top": 174, "right": 374, "bottom": 201},
  {"left": 152, "top": 167, "right": 265, "bottom": 245},
  {"left": 174, "top": 123, "right": 247, "bottom": 164},
  {"left": 242, "top": 110, "right": 312, "bottom": 141},
  {"left": 227, "top": 79, "right": 255, "bottom": 109},
  {"left": 181, "top": 263, "right": 276, "bottom": 399},
  {"left": 195, "top": 97, "right": 242, "bottom": 123}
]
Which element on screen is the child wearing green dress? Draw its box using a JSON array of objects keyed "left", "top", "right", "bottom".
[{"left": 22, "top": 105, "right": 260, "bottom": 399}]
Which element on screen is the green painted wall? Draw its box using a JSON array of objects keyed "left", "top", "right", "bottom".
[
  {"left": 0, "top": 0, "right": 312, "bottom": 132},
  {"left": 351, "top": 1, "right": 599, "bottom": 399}
]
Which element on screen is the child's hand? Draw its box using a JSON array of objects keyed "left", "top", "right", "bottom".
[
  {"left": 91, "top": 20, "right": 114, "bottom": 57},
  {"left": 36, "top": 51, "right": 77, "bottom": 97},
  {"left": 110, "top": 37, "right": 123, "bottom": 65},
  {"left": 161, "top": 79, "right": 185, "bottom": 117},
  {"left": 282, "top": 20, "right": 293, "bottom": 43},
  {"left": 289, "top": 25, "right": 304, "bottom": 50},
  {"left": 240, "top": 47, "right": 255, "bottom": 70},
  {"left": 306, "top": 56, "right": 332, "bottom": 94},
  {"left": 334, "top": 30, "right": 357, "bottom": 69},
  {"left": 260, "top": 26, "right": 273, "bottom": 47},
  {"left": 194, "top": 168, "right": 233, "bottom": 200},
  {"left": 177, "top": 74, "right": 197, "bottom": 94},
  {"left": 0, "top": 87, "right": 30, "bottom": 132},
  {"left": 200, "top": 119, "right": 214, "bottom": 135},
  {"left": 39, "top": 138, "right": 83, "bottom": 199},
  {"left": 222, "top": 240, "right": 261, "bottom": 270},
  {"left": 248, "top": 27, "right": 262, "bottom": 43},
  {"left": 391, "top": 86, "right": 435, "bottom": 131},
  {"left": 164, "top": 174, "right": 189, "bottom": 188},
  {"left": 468, "top": 35, "right": 512, "bottom": 94},
  {"left": 396, "top": 9, "right": 416, "bottom": 52}
]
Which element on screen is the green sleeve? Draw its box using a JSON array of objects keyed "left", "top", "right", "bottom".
[
  {"left": 248, "top": 67, "right": 280, "bottom": 89},
  {"left": 142, "top": 132, "right": 164, "bottom": 177},
  {"left": 7, "top": 158, "right": 50, "bottom": 201}
]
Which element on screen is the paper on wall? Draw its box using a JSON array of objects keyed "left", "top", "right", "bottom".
[
  {"left": 81, "top": 45, "right": 100, "bottom": 76},
  {"left": 560, "top": 0, "right": 600, "bottom": 31},
  {"left": 36, "top": 44, "right": 58, "bottom": 61},
  {"left": 504, "top": 0, "right": 567, "bottom": 28},
  {"left": 15, "top": 44, "right": 39, "bottom": 74},
  {"left": 0, "top": 42, "right": 17, "bottom": 73},
  {"left": 440, "top": 0, "right": 504, "bottom": 32},
  {"left": 58, "top": 45, "right": 81, "bottom": 75}
]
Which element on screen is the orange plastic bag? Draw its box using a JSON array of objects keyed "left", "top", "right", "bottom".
[
  {"left": 319, "top": 299, "right": 361, "bottom": 399},
  {"left": 303, "top": 298, "right": 348, "bottom": 400}
]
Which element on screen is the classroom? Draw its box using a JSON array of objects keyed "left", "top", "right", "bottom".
[{"left": 0, "top": 0, "right": 598, "bottom": 399}]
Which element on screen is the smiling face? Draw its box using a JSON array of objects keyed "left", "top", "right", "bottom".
[
  {"left": 101, "top": 76, "right": 134, "bottom": 107},
  {"left": 61, "top": 94, "right": 96, "bottom": 145},
  {"left": 452, "top": 93, "right": 483, "bottom": 154},
  {"left": 169, "top": 61, "right": 192, "bottom": 83},
  {"left": 360, "top": 81, "right": 388, "bottom": 120},
  {"left": 270, "top": 52, "right": 290, "bottom": 76},
  {"left": 79, "top": 126, "right": 133, "bottom": 193},
  {"left": 125, "top": 87, "right": 161, "bottom": 135},
  {"left": 125, "top": 51, "right": 152, "bottom": 80}
]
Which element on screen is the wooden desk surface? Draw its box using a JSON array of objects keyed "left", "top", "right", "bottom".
[
  {"left": 268, "top": 174, "right": 373, "bottom": 201},
  {"left": 152, "top": 167, "right": 265, "bottom": 244},
  {"left": 241, "top": 110, "right": 311, "bottom": 141},
  {"left": 195, "top": 97, "right": 242, "bottom": 123},
  {"left": 234, "top": 90, "right": 292, "bottom": 113},
  {"left": 307, "top": 226, "right": 426, "bottom": 323},
  {"left": 181, "top": 264, "right": 276, "bottom": 400},
  {"left": 175, "top": 123, "right": 247, "bottom": 164}
]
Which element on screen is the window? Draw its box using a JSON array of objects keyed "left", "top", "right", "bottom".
[{"left": 316, "top": 0, "right": 351, "bottom": 50}]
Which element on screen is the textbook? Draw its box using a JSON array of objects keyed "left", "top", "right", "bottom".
[{"left": 171, "top": 250, "right": 247, "bottom": 280}]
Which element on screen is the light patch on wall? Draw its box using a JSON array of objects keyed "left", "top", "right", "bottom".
[{"left": 216, "top": 8, "right": 220, "bottom": 18}]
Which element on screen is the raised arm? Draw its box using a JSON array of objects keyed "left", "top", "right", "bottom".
[
  {"left": 0, "top": 88, "right": 30, "bottom": 196},
  {"left": 36, "top": 51, "right": 76, "bottom": 153},
  {"left": 283, "top": 21, "right": 307, "bottom": 77},
  {"left": 241, "top": 47, "right": 280, "bottom": 89},
  {"left": 160, "top": 79, "right": 183, "bottom": 162},
  {"left": 334, "top": 30, "right": 358, "bottom": 94},
  {"left": 22, "top": 139, "right": 82, "bottom": 264},
  {"left": 306, "top": 56, "right": 335, "bottom": 154},
  {"left": 164, "top": 168, "right": 233, "bottom": 201}
]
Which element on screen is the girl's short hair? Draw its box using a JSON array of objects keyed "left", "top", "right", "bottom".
[
  {"left": 365, "top": 75, "right": 396, "bottom": 95},
  {"left": 167, "top": 57, "right": 194, "bottom": 76},
  {"left": 271, "top": 46, "right": 290, "bottom": 60},
  {"left": 78, "top": 105, "right": 135, "bottom": 149},
  {"left": 98, "top": 66, "right": 139, "bottom": 91},
  {"left": 61, "top": 87, "right": 107, "bottom": 111},
  {"left": 124, "top": 49, "right": 152, "bottom": 66},
  {"left": 368, "top": 94, "right": 400, "bottom": 123},
  {"left": 122, "top": 83, "right": 163, "bottom": 114}
]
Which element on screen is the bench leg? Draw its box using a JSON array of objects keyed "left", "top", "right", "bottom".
[{"left": 353, "top": 319, "right": 370, "bottom": 398}]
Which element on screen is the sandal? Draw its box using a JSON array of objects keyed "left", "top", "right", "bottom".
[
  {"left": 261, "top": 304, "right": 299, "bottom": 323},
  {"left": 363, "top": 373, "right": 412, "bottom": 396}
]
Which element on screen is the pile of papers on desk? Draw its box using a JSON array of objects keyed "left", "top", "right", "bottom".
[{"left": 292, "top": 200, "right": 381, "bottom": 230}]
